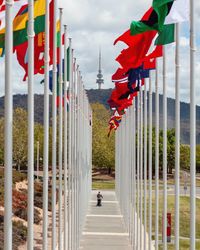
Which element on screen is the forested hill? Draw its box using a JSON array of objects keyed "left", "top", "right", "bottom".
[
  {"left": 87, "top": 89, "right": 200, "bottom": 144},
  {"left": 0, "top": 89, "right": 199, "bottom": 144}
]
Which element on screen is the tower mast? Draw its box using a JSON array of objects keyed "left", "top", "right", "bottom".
[{"left": 96, "top": 48, "right": 104, "bottom": 89}]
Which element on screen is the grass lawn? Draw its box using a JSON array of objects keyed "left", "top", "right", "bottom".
[
  {"left": 151, "top": 178, "right": 200, "bottom": 187},
  {"left": 147, "top": 195, "right": 200, "bottom": 239},
  {"left": 92, "top": 180, "right": 115, "bottom": 190},
  {"left": 158, "top": 239, "right": 200, "bottom": 250}
]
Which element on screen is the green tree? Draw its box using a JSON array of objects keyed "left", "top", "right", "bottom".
[
  {"left": 0, "top": 118, "right": 4, "bottom": 164},
  {"left": 196, "top": 145, "right": 200, "bottom": 172},
  {"left": 180, "top": 144, "right": 190, "bottom": 171},
  {"left": 92, "top": 103, "right": 115, "bottom": 173},
  {"left": 13, "top": 108, "right": 28, "bottom": 169}
]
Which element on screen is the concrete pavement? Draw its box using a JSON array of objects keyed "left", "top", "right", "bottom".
[{"left": 80, "top": 191, "right": 132, "bottom": 250}]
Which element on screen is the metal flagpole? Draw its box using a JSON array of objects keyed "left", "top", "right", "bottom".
[
  {"left": 163, "top": 46, "right": 167, "bottom": 250},
  {"left": 42, "top": 0, "right": 50, "bottom": 248},
  {"left": 58, "top": 8, "right": 63, "bottom": 250},
  {"left": 36, "top": 141, "right": 39, "bottom": 181},
  {"left": 144, "top": 80, "right": 147, "bottom": 249},
  {"left": 71, "top": 57, "right": 76, "bottom": 250},
  {"left": 68, "top": 40, "right": 73, "bottom": 250},
  {"left": 137, "top": 93, "right": 140, "bottom": 250},
  {"left": 190, "top": 0, "right": 196, "bottom": 248},
  {"left": 148, "top": 73, "right": 153, "bottom": 250},
  {"left": 4, "top": 0, "right": 13, "bottom": 249},
  {"left": 27, "top": 0, "right": 35, "bottom": 248},
  {"left": 175, "top": 23, "right": 180, "bottom": 250},
  {"left": 64, "top": 24, "right": 68, "bottom": 250},
  {"left": 155, "top": 60, "right": 159, "bottom": 250},
  {"left": 51, "top": 0, "right": 57, "bottom": 248},
  {"left": 140, "top": 88, "right": 143, "bottom": 250},
  {"left": 132, "top": 100, "right": 136, "bottom": 249}
]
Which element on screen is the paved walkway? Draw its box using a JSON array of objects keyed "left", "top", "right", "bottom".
[{"left": 80, "top": 190, "right": 132, "bottom": 250}]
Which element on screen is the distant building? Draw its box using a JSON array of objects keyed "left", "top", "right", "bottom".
[{"left": 96, "top": 49, "right": 104, "bottom": 90}]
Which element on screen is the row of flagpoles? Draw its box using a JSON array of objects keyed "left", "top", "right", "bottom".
[
  {"left": 4, "top": 0, "right": 92, "bottom": 249},
  {"left": 109, "top": 0, "right": 196, "bottom": 249}
]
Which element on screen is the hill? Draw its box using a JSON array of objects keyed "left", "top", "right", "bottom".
[
  {"left": 87, "top": 89, "right": 200, "bottom": 144},
  {"left": 0, "top": 89, "right": 199, "bottom": 144}
]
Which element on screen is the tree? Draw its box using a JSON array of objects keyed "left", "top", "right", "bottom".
[
  {"left": 13, "top": 108, "right": 28, "bottom": 169},
  {"left": 196, "top": 145, "right": 200, "bottom": 172},
  {"left": 0, "top": 118, "right": 4, "bottom": 164},
  {"left": 91, "top": 103, "right": 115, "bottom": 173}
]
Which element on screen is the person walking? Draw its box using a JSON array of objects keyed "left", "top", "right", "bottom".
[{"left": 96, "top": 191, "right": 103, "bottom": 206}]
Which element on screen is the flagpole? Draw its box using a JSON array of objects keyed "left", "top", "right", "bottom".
[
  {"left": 68, "top": 40, "right": 73, "bottom": 250},
  {"left": 64, "top": 24, "right": 68, "bottom": 250},
  {"left": 155, "top": 60, "right": 159, "bottom": 250},
  {"left": 137, "top": 92, "right": 140, "bottom": 249},
  {"left": 144, "top": 79, "right": 147, "bottom": 250},
  {"left": 140, "top": 87, "right": 143, "bottom": 250},
  {"left": 132, "top": 100, "right": 136, "bottom": 249},
  {"left": 58, "top": 8, "right": 63, "bottom": 250},
  {"left": 51, "top": 0, "right": 57, "bottom": 248},
  {"left": 27, "top": 0, "right": 35, "bottom": 248},
  {"left": 4, "top": 0, "right": 13, "bottom": 249},
  {"left": 190, "top": 0, "right": 196, "bottom": 248},
  {"left": 148, "top": 73, "right": 152, "bottom": 250},
  {"left": 137, "top": 93, "right": 140, "bottom": 249},
  {"left": 73, "top": 58, "right": 77, "bottom": 250},
  {"left": 43, "top": 0, "right": 50, "bottom": 248},
  {"left": 175, "top": 23, "right": 180, "bottom": 250},
  {"left": 163, "top": 46, "right": 167, "bottom": 250}
]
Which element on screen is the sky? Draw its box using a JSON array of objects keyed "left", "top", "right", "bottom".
[{"left": 0, "top": 0, "right": 200, "bottom": 104}]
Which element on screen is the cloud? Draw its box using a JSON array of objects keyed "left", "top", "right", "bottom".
[{"left": 0, "top": 0, "right": 200, "bottom": 105}]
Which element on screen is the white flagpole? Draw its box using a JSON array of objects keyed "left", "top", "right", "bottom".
[
  {"left": 144, "top": 80, "right": 147, "bottom": 249},
  {"left": 68, "top": 43, "right": 73, "bottom": 250},
  {"left": 132, "top": 100, "right": 136, "bottom": 249},
  {"left": 175, "top": 23, "right": 180, "bottom": 250},
  {"left": 148, "top": 73, "right": 153, "bottom": 250},
  {"left": 137, "top": 93, "right": 140, "bottom": 249},
  {"left": 58, "top": 8, "right": 63, "bottom": 250},
  {"left": 190, "top": 0, "right": 196, "bottom": 248},
  {"left": 27, "top": 0, "right": 35, "bottom": 248},
  {"left": 140, "top": 88, "right": 143, "bottom": 250},
  {"left": 4, "top": 0, "right": 13, "bottom": 249},
  {"left": 155, "top": 60, "right": 159, "bottom": 250},
  {"left": 51, "top": 0, "right": 57, "bottom": 248},
  {"left": 64, "top": 24, "right": 68, "bottom": 250},
  {"left": 36, "top": 141, "right": 39, "bottom": 181},
  {"left": 131, "top": 98, "right": 136, "bottom": 249},
  {"left": 163, "top": 46, "right": 167, "bottom": 250},
  {"left": 43, "top": 0, "right": 50, "bottom": 248}
]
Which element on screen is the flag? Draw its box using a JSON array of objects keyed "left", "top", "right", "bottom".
[
  {"left": 112, "top": 68, "right": 128, "bottom": 83},
  {"left": 0, "top": 0, "right": 45, "bottom": 48},
  {"left": 108, "top": 111, "right": 122, "bottom": 137},
  {"left": 164, "top": 0, "right": 189, "bottom": 24},
  {"left": 144, "top": 58, "right": 156, "bottom": 70},
  {"left": 114, "top": 29, "right": 136, "bottom": 47},
  {"left": 14, "top": 0, "right": 64, "bottom": 80},
  {"left": 130, "top": 2, "right": 174, "bottom": 38},
  {"left": 155, "top": 23, "right": 175, "bottom": 45},
  {"left": 115, "top": 30, "right": 156, "bottom": 70},
  {"left": 0, "top": 0, "right": 27, "bottom": 30}
]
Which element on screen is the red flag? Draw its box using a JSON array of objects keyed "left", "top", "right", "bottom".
[
  {"left": 144, "top": 58, "right": 156, "bottom": 69},
  {"left": 112, "top": 68, "right": 128, "bottom": 82},
  {"left": 114, "top": 7, "right": 153, "bottom": 47},
  {"left": 115, "top": 30, "right": 156, "bottom": 70}
]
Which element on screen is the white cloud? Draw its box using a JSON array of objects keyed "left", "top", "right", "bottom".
[{"left": 0, "top": 0, "right": 200, "bottom": 105}]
